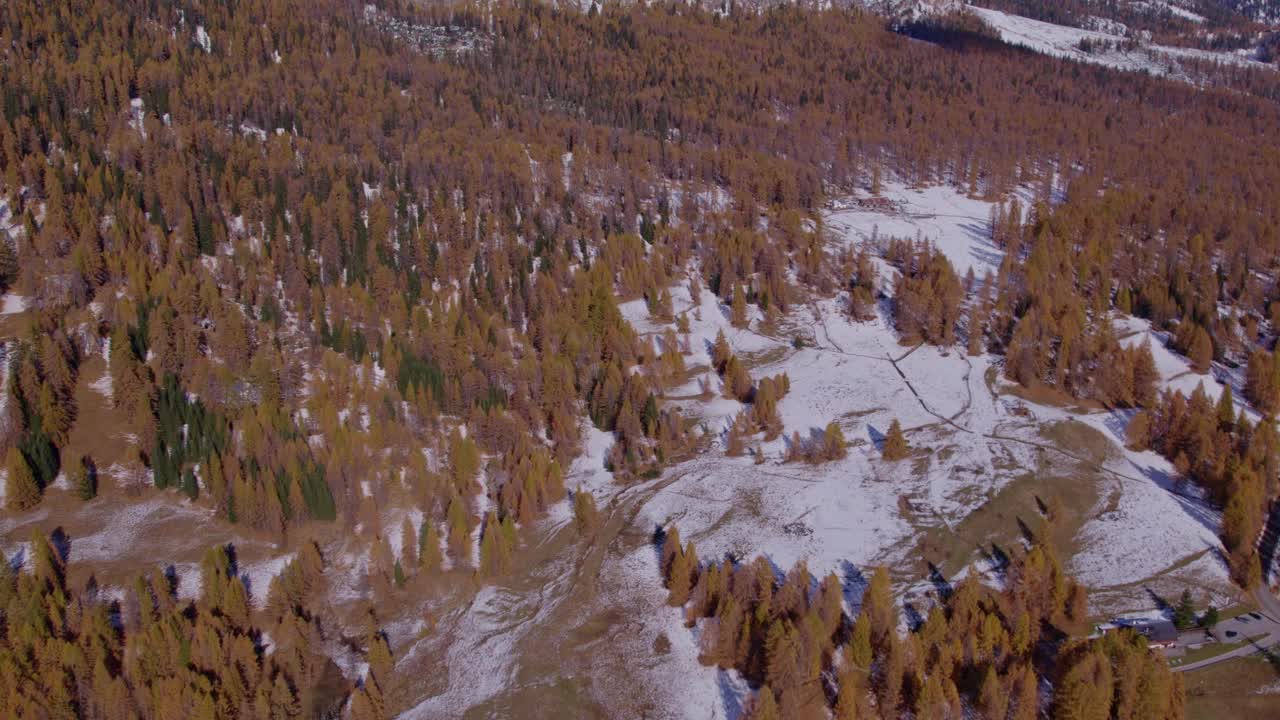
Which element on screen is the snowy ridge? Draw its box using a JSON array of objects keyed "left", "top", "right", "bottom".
[{"left": 969, "top": 5, "right": 1274, "bottom": 81}]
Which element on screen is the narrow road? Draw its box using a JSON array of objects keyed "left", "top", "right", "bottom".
[
  {"left": 1173, "top": 633, "right": 1280, "bottom": 673},
  {"left": 1253, "top": 586, "right": 1280, "bottom": 629}
]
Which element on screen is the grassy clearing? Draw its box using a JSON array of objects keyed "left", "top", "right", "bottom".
[
  {"left": 1038, "top": 420, "right": 1115, "bottom": 466},
  {"left": 1185, "top": 655, "right": 1280, "bottom": 720},
  {"left": 1171, "top": 634, "right": 1270, "bottom": 667},
  {"left": 907, "top": 421, "right": 1106, "bottom": 581},
  {"left": 998, "top": 377, "right": 1101, "bottom": 413},
  {"left": 740, "top": 344, "right": 791, "bottom": 370},
  {"left": 62, "top": 355, "right": 132, "bottom": 481}
]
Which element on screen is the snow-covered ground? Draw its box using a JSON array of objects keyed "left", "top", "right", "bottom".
[
  {"left": 1114, "top": 314, "right": 1251, "bottom": 416},
  {"left": 969, "top": 5, "right": 1274, "bottom": 82},
  {"left": 1, "top": 293, "right": 28, "bottom": 315},
  {"left": 1131, "top": 0, "right": 1206, "bottom": 23},
  {"left": 1073, "top": 410, "right": 1228, "bottom": 598},
  {"left": 622, "top": 185, "right": 1234, "bottom": 608},
  {"left": 542, "top": 260, "right": 1232, "bottom": 715},
  {"left": 826, "top": 181, "right": 1003, "bottom": 279}
]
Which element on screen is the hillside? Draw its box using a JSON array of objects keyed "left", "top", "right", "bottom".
[{"left": 1, "top": 0, "right": 1279, "bottom": 718}]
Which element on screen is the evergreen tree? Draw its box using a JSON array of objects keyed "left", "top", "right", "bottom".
[
  {"left": 73, "top": 455, "right": 97, "bottom": 501},
  {"left": 712, "top": 330, "right": 732, "bottom": 374},
  {"left": 1052, "top": 648, "right": 1113, "bottom": 720},
  {"left": 822, "top": 421, "right": 847, "bottom": 461},
  {"left": 0, "top": 239, "right": 16, "bottom": 291},
  {"left": 731, "top": 285, "right": 749, "bottom": 329},
  {"left": 1125, "top": 410, "right": 1152, "bottom": 450},
  {"left": 573, "top": 489, "right": 600, "bottom": 534},
  {"left": 419, "top": 521, "right": 442, "bottom": 574},
  {"left": 1133, "top": 341, "right": 1159, "bottom": 407},
  {"left": 882, "top": 419, "right": 909, "bottom": 461},
  {"left": 1173, "top": 589, "right": 1195, "bottom": 630},
  {"left": 5, "top": 446, "right": 41, "bottom": 511},
  {"left": 745, "top": 686, "right": 781, "bottom": 720},
  {"left": 1188, "top": 326, "right": 1213, "bottom": 374},
  {"left": 400, "top": 518, "right": 418, "bottom": 571},
  {"left": 667, "top": 541, "right": 696, "bottom": 606},
  {"left": 1202, "top": 606, "right": 1219, "bottom": 630}
]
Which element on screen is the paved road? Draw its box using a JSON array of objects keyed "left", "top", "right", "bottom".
[
  {"left": 1255, "top": 586, "right": 1280, "bottom": 622},
  {"left": 1172, "top": 590, "right": 1280, "bottom": 672}
]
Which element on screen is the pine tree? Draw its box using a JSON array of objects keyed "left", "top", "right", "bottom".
[
  {"left": 0, "top": 239, "right": 16, "bottom": 291},
  {"left": 6, "top": 446, "right": 41, "bottom": 511},
  {"left": 1215, "top": 385, "right": 1235, "bottom": 430},
  {"left": 1245, "top": 349, "right": 1279, "bottom": 415},
  {"left": 745, "top": 686, "right": 781, "bottom": 720},
  {"left": 1010, "top": 664, "right": 1039, "bottom": 720},
  {"left": 847, "top": 614, "right": 872, "bottom": 668},
  {"left": 660, "top": 526, "right": 682, "bottom": 578},
  {"left": 978, "top": 666, "right": 1008, "bottom": 720},
  {"left": 1173, "top": 589, "right": 1195, "bottom": 630},
  {"left": 446, "top": 495, "right": 470, "bottom": 560},
  {"left": 1188, "top": 326, "right": 1213, "bottom": 374},
  {"left": 400, "top": 518, "right": 417, "bottom": 571},
  {"left": 731, "top": 284, "right": 749, "bottom": 329},
  {"left": 1202, "top": 605, "right": 1219, "bottom": 630},
  {"left": 877, "top": 634, "right": 904, "bottom": 715},
  {"left": 712, "top": 330, "right": 732, "bottom": 374},
  {"left": 181, "top": 467, "right": 199, "bottom": 500},
  {"left": 1116, "top": 286, "right": 1132, "bottom": 315},
  {"left": 1125, "top": 411, "right": 1152, "bottom": 450},
  {"left": 73, "top": 454, "right": 97, "bottom": 501},
  {"left": 573, "top": 490, "right": 600, "bottom": 534},
  {"left": 1133, "top": 340, "right": 1159, "bottom": 407},
  {"left": 419, "top": 521, "right": 442, "bottom": 573},
  {"left": 863, "top": 567, "right": 897, "bottom": 649},
  {"left": 667, "top": 541, "right": 696, "bottom": 606},
  {"left": 822, "top": 421, "right": 847, "bottom": 461},
  {"left": 882, "top": 419, "right": 909, "bottom": 460},
  {"left": 1052, "top": 648, "right": 1113, "bottom": 720}
]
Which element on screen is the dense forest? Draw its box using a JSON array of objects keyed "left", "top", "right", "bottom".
[{"left": 1, "top": 0, "right": 1278, "bottom": 715}]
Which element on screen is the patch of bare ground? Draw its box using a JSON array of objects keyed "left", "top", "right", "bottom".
[
  {"left": 1185, "top": 655, "right": 1280, "bottom": 720},
  {"left": 906, "top": 421, "right": 1106, "bottom": 582}
]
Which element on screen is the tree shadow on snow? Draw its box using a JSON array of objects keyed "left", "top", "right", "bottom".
[
  {"left": 1131, "top": 461, "right": 1224, "bottom": 540},
  {"left": 49, "top": 526, "right": 71, "bottom": 565},
  {"left": 958, "top": 220, "right": 1003, "bottom": 272},
  {"left": 1144, "top": 585, "right": 1174, "bottom": 617},
  {"left": 982, "top": 542, "right": 1011, "bottom": 578},
  {"left": 651, "top": 524, "right": 667, "bottom": 565},
  {"left": 7, "top": 546, "right": 24, "bottom": 574},
  {"left": 839, "top": 561, "right": 868, "bottom": 614},
  {"left": 927, "top": 562, "right": 953, "bottom": 601},
  {"left": 867, "top": 425, "right": 887, "bottom": 452},
  {"left": 718, "top": 670, "right": 748, "bottom": 720},
  {"left": 902, "top": 601, "right": 925, "bottom": 631},
  {"left": 1101, "top": 409, "right": 1136, "bottom": 443}
]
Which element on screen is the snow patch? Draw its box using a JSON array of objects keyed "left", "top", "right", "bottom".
[
  {"left": 1, "top": 294, "right": 28, "bottom": 315},
  {"left": 195, "top": 25, "right": 212, "bottom": 53}
]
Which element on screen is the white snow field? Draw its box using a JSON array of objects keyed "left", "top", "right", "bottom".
[
  {"left": 969, "top": 5, "right": 1273, "bottom": 82},
  {"left": 1114, "top": 314, "right": 1254, "bottom": 417},
  {"left": 825, "top": 180, "right": 1004, "bottom": 279}
]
